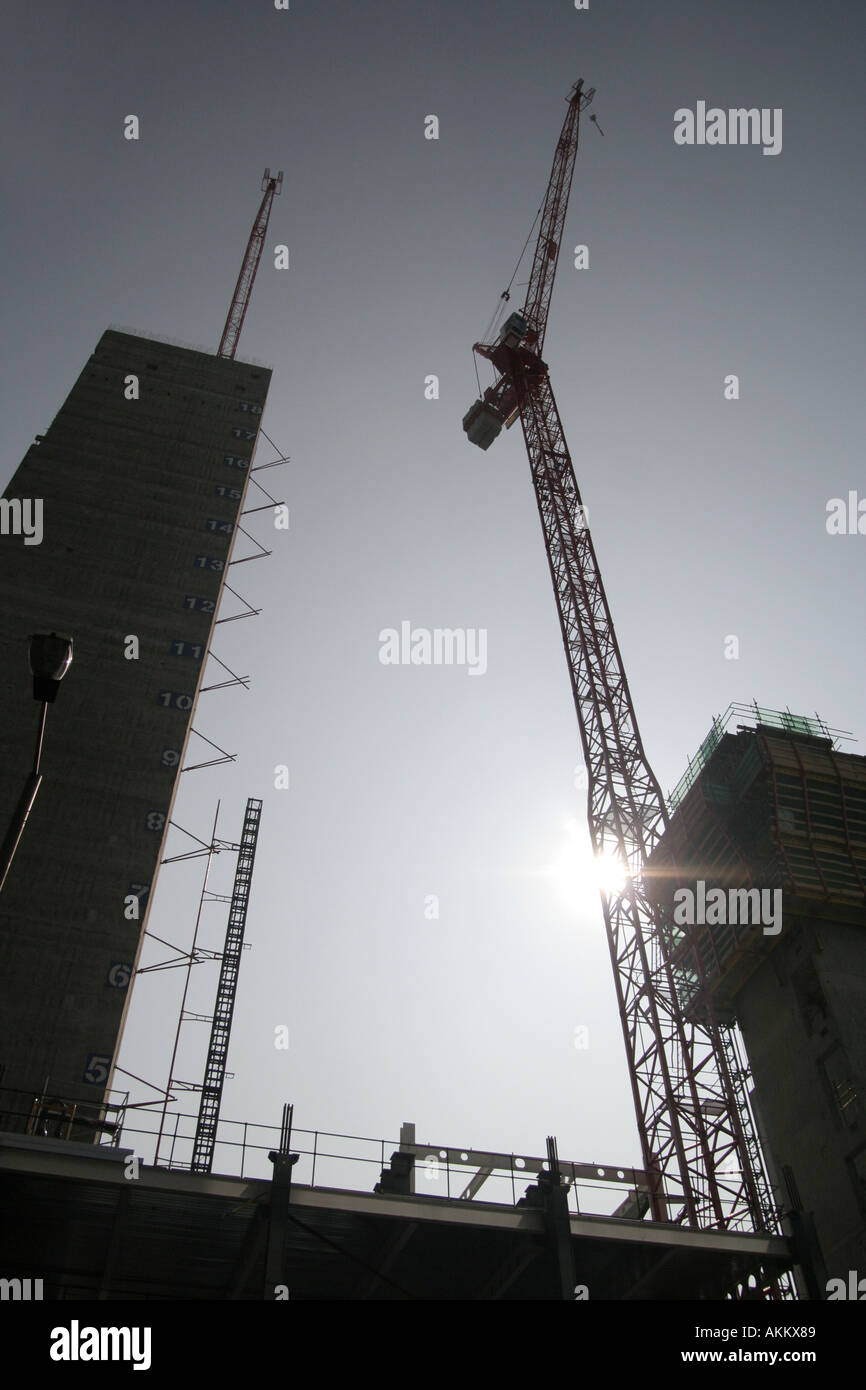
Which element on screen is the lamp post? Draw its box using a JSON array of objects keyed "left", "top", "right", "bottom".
[{"left": 0, "top": 633, "right": 73, "bottom": 895}]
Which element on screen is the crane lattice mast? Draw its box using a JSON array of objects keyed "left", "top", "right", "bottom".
[
  {"left": 217, "top": 168, "right": 283, "bottom": 360},
  {"left": 463, "top": 81, "right": 777, "bottom": 1235}
]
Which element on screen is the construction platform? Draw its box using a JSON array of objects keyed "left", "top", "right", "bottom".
[{"left": 0, "top": 1114, "right": 796, "bottom": 1300}]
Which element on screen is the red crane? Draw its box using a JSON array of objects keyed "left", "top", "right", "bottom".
[
  {"left": 463, "top": 81, "right": 777, "bottom": 1237},
  {"left": 217, "top": 168, "right": 283, "bottom": 360}
]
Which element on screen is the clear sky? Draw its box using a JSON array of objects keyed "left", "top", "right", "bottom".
[{"left": 3, "top": 0, "right": 864, "bottom": 1196}]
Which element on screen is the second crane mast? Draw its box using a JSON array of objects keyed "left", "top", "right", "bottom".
[
  {"left": 218, "top": 168, "right": 283, "bottom": 360},
  {"left": 463, "top": 81, "right": 775, "bottom": 1233}
]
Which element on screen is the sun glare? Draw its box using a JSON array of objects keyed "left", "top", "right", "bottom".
[{"left": 540, "top": 815, "right": 629, "bottom": 912}]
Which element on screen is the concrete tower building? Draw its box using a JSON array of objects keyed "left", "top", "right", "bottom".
[
  {"left": 649, "top": 705, "right": 866, "bottom": 1290},
  {"left": 0, "top": 329, "right": 271, "bottom": 1134}
]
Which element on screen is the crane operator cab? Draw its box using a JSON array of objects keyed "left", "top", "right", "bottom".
[
  {"left": 464, "top": 314, "right": 530, "bottom": 449},
  {"left": 498, "top": 311, "right": 528, "bottom": 349}
]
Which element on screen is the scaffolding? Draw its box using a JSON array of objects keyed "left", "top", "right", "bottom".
[
  {"left": 668, "top": 702, "right": 842, "bottom": 812},
  {"left": 191, "top": 797, "right": 262, "bottom": 1174},
  {"left": 652, "top": 706, "right": 866, "bottom": 1018}
]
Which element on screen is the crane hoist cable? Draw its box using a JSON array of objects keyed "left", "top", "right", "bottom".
[
  {"left": 478, "top": 202, "right": 544, "bottom": 346},
  {"left": 474, "top": 203, "right": 544, "bottom": 398}
]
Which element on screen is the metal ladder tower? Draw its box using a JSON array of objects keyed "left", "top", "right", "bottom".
[{"left": 190, "top": 796, "right": 263, "bottom": 1173}]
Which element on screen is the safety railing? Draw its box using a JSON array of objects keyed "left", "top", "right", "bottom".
[{"left": 1, "top": 1087, "right": 652, "bottom": 1220}]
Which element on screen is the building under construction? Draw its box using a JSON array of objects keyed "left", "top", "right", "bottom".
[
  {"left": 648, "top": 704, "right": 866, "bottom": 1289},
  {"left": 0, "top": 107, "right": 862, "bottom": 1302},
  {"left": 0, "top": 329, "right": 271, "bottom": 1132},
  {"left": 0, "top": 330, "right": 813, "bottom": 1299}
]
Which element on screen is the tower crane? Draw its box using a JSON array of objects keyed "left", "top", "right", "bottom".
[
  {"left": 217, "top": 168, "right": 283, "bottom": 360},
  {"left": 463, "top": 81, "right": 778, "bottom": 1238}
]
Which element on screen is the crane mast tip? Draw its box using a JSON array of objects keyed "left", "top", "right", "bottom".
[
  {"left": 261, "top": 168, "right": 284, "bottom": 193},
  {"left": 569, "top": 79, "right": 596, "bottom": 112}
]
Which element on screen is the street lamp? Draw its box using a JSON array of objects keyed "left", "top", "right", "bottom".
[{"left": 0, "top": 632, "right": 73, "bottom": 894}]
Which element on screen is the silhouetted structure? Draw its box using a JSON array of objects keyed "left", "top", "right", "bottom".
[{"left": 0, "top": 330, "right": 270, "bottom": 1131}]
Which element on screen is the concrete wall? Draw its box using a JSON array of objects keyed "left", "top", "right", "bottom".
[
  {"left": 0, "top": 330, "right": 270, "bottom": 1131},
  {"left": 736, "top": 916, "right": 866, "bottom": 1282}
]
